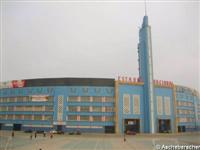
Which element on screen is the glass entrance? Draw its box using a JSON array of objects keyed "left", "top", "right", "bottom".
[
  {"left": 124, "top": 119, "right": 140, "bottom": 133},
  {"left": 158, "top": 119, "right": 171, "bottom": 133}
]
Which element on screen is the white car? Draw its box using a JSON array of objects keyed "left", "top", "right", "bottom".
[
  {"left": 49, "top": 130, "right": 64, "bottom": 134},
  {"left": 49, "top": 130, "right": 57, "bottom": 134}
]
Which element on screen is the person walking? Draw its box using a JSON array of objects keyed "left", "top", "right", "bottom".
[
  {"left": 11, "top": 131, "right": 14, "bottom": 138},
  {"left": 34, "top": 132, "right": 37, "bottom": 138},
  {"left": 50, "top": 133, "right": 53, "bottom": 139}
]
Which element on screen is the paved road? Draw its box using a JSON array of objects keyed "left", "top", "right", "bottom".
[{"left": 0, "top": 131, "right": 200, "bottom": 150}]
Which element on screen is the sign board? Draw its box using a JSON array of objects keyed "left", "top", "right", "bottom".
[{"left": 31, "top": 95, "right": 48, "bottom": 102}]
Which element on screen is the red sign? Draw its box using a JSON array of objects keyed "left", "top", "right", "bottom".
[
  {"left": 153, "top": 80, "right": 173, "bottom": 87},
  {"left": 11, "top": 80, "right": 26, "bottom": 88},
  {"left": 117, "top": 76, "right": 173, "bottom": 87},
  {"left": 118, "top": 76, "right": 143, "bottom": 83}
]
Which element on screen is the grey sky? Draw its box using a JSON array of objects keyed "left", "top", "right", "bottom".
[{"left": 0, "top": 0, "right": 199, "bottom": 91}]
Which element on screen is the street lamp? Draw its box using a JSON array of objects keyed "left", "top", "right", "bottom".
[{"left": 122, "top": 115, "right": 126, "bottom": 142}]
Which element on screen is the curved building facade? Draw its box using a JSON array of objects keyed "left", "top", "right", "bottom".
[{"left": 0, "top": 15, "right": 199, "bottom": 134}]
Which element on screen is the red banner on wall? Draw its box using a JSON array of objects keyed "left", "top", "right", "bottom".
[{"left": 11, "top": 80, "right": 26, "bottom": 88}]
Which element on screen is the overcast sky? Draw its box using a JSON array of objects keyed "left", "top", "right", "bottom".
[{"left": 0, "top": 0, "right": 199, "bottom": 91}]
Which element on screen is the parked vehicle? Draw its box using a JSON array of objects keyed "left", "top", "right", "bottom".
[
  {"left": 68, "top": 130, "right": 81, "bottom": 135},
  {"left": 75, "top": 130, "right": 81, "bottom": 135},
  {"left": 50, "top": 130, "right": 64, "bottom": 134},
  {"left": 24, "top": 130, "right": 32, "bottom": 133},
  {"left": 126, "top": 130, "right": 136, "bottom": 135},
  {"left": 68, "top": 131, "right": 75, "bottom": 135},
  {"left": 50, "top": 130, "right": 57, "bottom": 134},
  {"left": 36, "top": 130, "right": 45, "bottom": 134}
]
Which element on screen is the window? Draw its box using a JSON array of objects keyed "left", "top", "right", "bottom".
[
  {"left": 15, "top": 115, "right": 23, "bottom": 120},
  {"left": 34, "top": 115, "right": 42, "bottom": 120},
  {"left": 9, "top": 97, "right": 15, "bottom": 102},
  {"left": 105, "top": 97, "right": 113, "bottom": 102},
  {"left": 23, "top": 96, "right": 30, "bottom": 102},
  {"left": 105, "top": 107, "right": 113, "bottom": 112},
  {"left": 67, "top": 106, "right": 77, "bottom": 112},
  {"left": 2, "top": 98, "right": 7, "bottom": 102},
  {"left": 123, "top": 94, "right": 130, "bottom": 114},
  {"left": 68, "top": 96, "right": 79, "bottom": 102},
  {"left": 93, "top": 97, "right": 102, "bottom": 102},
  {"left": 24, "top": 106, "right": 32, "bottom": 111},
  {"left": 68, "top": 115, "right": 77, "bottom": 121},
  {"left": 45, "top": 106, "right": 53, "bottom": 111},
  {"left": 16, "top": 97, "right": 23, "bottom": 102},
  {"left": 34, "top": 106, "right": 43, "bottom": 111},
  {"left": 44, "top": 115, "right": 53, "bottom": 121},
  {"left": 7, "top": 115, "right": 13, "bottom": 120},
  {"left": 105, "top": 116, "right": 114, "bottom": 122},
  {"left": 0, "top": 115, "right": 7, "bottom": 119},
  {"left": 24, "top": 115, "right": 32, "bottom": 120},
  {"left": 0, "top": 106, "right": 7, "bottom": 111},
  {"left": 80, "top": 116, "right": 89, "bottom": 121},
  {"left": 80, "top": 106, "right": 90, "bottom": 112},
  {"left": 93, "top": 116, "right": 102, "bottom": 122},
  {"left": 81, "top": 96, "right": 90, "bottom": 102},
  {"left": 15, "top": 106, "right": 24, "bottom": 111},
  {"left": 157, "top": 96, "right": 163, "bottom": 115},
  {"left": 48, "top": 96, "right": 54, "bottom": 102},
  {"left": 133, "top": 95, "right": 140, "bottom": 114},
  {"left": 93, "top": 106, "right": 102, "bottom": 112},
  {"left": 178, "top": 117, "right": 187, "bottom": 123},
  {"left": 8, "top": 106, "right": 14, "bottom": 111},
  {"left": 164, "top": 97, "right": 171, "bottom": 115}
]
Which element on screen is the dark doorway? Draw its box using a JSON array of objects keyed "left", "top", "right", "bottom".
[
  {"left": 125, "top": 119, "right": 140, "bottom": 133},
  {"left": 13, "top": 124, "right": 22, "bottom": 131},
  {"left": 0, "top": 123, "right": 2, "bottom": 130},
  {"left": 178, "top": 126, "right": 186, "bottom": 132},
  {"left": 56, "top": 125, "right": 63, "bottom": 131},
  {"left": 105, "top": 126, "right": 115, "bottom": 133},
  {"left": 158, "top": 119, "right": 171, "bottom": 133}
]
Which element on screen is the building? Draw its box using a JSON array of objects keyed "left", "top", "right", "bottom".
[{"left": 0, "top": 15, "right": 200, "bottom": 134}]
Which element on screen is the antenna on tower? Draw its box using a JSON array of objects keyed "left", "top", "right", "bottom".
[{"left": 145, "top": 0, "right": 147, "bottom": 16}]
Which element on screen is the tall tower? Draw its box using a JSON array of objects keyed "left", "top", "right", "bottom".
[{"left": 138, "top": 15, "right": 155, "bottom": 133}]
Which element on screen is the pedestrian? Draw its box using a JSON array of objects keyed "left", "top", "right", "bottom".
[
  {"left": 43, "top": 132, "right": 46, "bottom": 137},
  {"left": 11, "top": 131, "right": 14, "bottom": 138},
  {"left": 50, "top": 133, "right": 53, "bottom": 139},
  {"left": 30, "top": 133, "right": 32, "bottom": 139},
  {"left": 35, "top": 132, "right": 37, "bottom": 138}
]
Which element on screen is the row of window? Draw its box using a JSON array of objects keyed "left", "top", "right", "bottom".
[
  {"left": 0, "top": 106, "right": 53, "bottom": 112},
  {"left": 177, "top": 117, "right": 195, "bottom": 123},
  {"left": 68, "top": 96, "right": 114, "bottom": 103},
  {"left": 67, "top": 106, "right": 114, "bottom": 112},
  {"left": 176, "top": 94, "right": 194, "bottom": 100},
  {"left": 123, "top": 95, "right": 140, "bottom": 114},
  {"left": 176, "top": 101, "right": 193, "bottom": 107},
  {"left": 177, "top": 109, "right": 194, "bottom": 115},
  {"left": 0, "top": 96, "right": 54, "bottom": 103},
  {"left": 176, "top": 86, "right": 199, "bottom": 97},
  {"left": 68, "top": 115, "right": 114, "bottom": 122},
  {"left": 0, "top": 115, "right": 53, "bottom": 121}
]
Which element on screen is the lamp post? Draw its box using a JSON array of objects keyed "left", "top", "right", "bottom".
[{"left": 122, "top": 115, "right": 126, "bottom": 142}]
